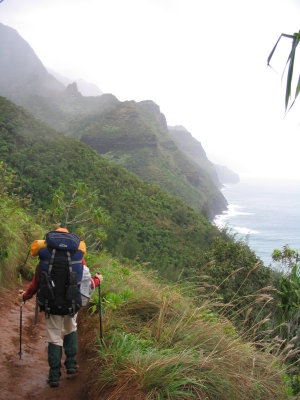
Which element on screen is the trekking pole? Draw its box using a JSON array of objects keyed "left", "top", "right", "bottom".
[
  {"left": 18, "top": 303, "right": 23, "bottom": 359},
  {"left": 34, "top": 295, "right": 39, "bottom": 325},
  {"left": 98, "top": 282, "right": 103, "bottom": 343}
]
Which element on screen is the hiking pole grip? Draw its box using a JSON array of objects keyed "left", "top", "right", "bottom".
[
  {"left": 98, "top": 282, "right": 103, "bottom": 343},
  {"left": 18, "top": 304, "right": 23, "bottom": 359}
]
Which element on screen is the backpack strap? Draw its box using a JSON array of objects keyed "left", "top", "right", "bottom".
[
  {"left": 48, "top": 248, "right": 56, "bottom": 277},
  {"left": 44, "top": 249, "right": 56, "bottom": 318},
  {"left": 67, "top": 251, "right": 76, "bottom": 317}
]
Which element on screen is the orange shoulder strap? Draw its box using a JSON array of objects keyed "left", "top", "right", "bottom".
[
  {"left": 78, "top": 241, "right": 86, "bottom": 255},
  {"left": 30, "top": 240, "right": 47, "bottom": 257}
]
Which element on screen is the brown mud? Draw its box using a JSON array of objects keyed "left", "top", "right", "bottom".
[{"left": 0, "top": 283, "right": 93, "bottom": 400}]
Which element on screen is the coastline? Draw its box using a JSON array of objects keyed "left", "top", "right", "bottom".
[{"left": 213, "top": 177, "right": 300, "bottom": 266}]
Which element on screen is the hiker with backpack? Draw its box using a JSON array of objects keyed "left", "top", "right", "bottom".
[{"left": 18, "top": 227, "right": 103, "bottom": 388}]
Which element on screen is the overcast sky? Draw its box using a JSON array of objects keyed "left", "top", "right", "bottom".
[{"left": 1, "top": 0, "right": 300, "bottom": 179}]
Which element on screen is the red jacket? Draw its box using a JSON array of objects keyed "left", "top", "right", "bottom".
[{"left": 23, "top": 257, "right": 100, "bottom": 301}]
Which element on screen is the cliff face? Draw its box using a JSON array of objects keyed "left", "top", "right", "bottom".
[
  {"left": 80, "top": 101, "right": 227, "bottom": 217},
  {"left": 169, "top": 126, "right": 240, "bottom": 187},
  {"left": 168, "top": 125, "right": 221, "bottom": 187}
]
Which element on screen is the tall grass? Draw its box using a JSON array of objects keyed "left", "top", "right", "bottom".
[
  {"left": 80, "top": 253, "right": 293, "bottom": 400},
  {"left": 0, "top": 162, "right": 45, "bottom": 287}
]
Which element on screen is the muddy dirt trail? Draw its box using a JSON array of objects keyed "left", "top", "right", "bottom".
[{"left": 0, "top": 284, "right": 95, "bottom": 400}]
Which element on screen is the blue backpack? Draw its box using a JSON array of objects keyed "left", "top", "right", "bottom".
[{"left": 37, "top": 231, "right": 83, "bottom": 317}]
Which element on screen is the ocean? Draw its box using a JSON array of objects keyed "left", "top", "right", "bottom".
[{"left": 214, "top": 177, "right": 300, "bottom": 267}]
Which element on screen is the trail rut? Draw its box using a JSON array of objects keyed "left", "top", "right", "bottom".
[{"left": 0, "top": 284, "right": 92, "bottom": 400}]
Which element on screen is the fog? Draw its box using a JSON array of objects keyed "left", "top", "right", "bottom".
[{"left": 1, "top": 0, "right": 300, "bottom": 179}]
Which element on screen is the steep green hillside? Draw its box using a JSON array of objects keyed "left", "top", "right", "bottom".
[
  {"left": 168, "top": 126, "right": 240, "bottom": 186},
  {"left": 0, "top": 22, "right": 227, "bottom": 218},
  {"left": 24, "top": 85, "right": 119, "bottom": 133},
  {"left": 0, "top": 97, "right": 219, "bottom": 279},
  {"left": 78, "top": 100, "right": 227, "bottom": 217},
  {"left": 0, "top": 168, "right": 291, "bottom": 399}
]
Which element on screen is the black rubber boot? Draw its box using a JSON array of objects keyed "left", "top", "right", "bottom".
[
  {"left": 63, "top": 331, "right": 78, "bottom": 374},
  {"left": 48, "top": 343, "right": 62, "bottom": 387}
]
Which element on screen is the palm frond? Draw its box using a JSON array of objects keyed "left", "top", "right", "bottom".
[{"left": 268, "top": 31, "right": 300, "bottom": 112}]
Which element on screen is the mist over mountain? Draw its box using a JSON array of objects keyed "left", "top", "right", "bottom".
[
  {"left": 0, "top": 22, "right": 64, "bottom": 101},
  {"left": 214, "top": 163, "right": 240, "bottom": 184},
  {"left": 0, "top": 22, "right": 117, "bottom": 131},
  {"left": 0, "top": 21, "right": 228, "bottom": 217},
  {"left": 47, "top": 68, "right": 103, "bottom": 97}
]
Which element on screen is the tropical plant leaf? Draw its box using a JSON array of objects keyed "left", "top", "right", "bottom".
[
  {"left": 287, "top": 73, "right": 300, "bottom": 112},
  {"left": 267, "top": 33, "right": 294, "bottom": 66},
  {"left": 268, "top": 31, "right": 300, "bottom": 111},
  {"left": 295, "top": 72, "right": 300, "bottom": 100},
  {"left": 285, "top": 35, "right": 300, "bottom": 110}
]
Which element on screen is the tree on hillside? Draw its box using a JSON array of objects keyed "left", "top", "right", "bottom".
[
  {"left": 268, "top": 31, "right": 300, "bottom": 111},
  {"left": 42, "top": 181, "right": 110, "bottom": 251}
]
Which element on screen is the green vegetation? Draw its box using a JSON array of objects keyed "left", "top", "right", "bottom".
[
  {"left": 79, "top": 252, "right": 291, "bottom": 400},
  {"left": 24, "top": 91, "right": 119, "bottom": 133},
  {"left": 0, "top": 97, "right": 297, "bottom": 398},
  {"left": 70, "top": 100, "right": 227, "bottom": 218},
  {"left": 0, "top": 162, "right": 41, "bottom": 286},
  {"left": 0, "top": 97, "right": 218, "bottom": 280},
  {"left": 268, "top": 30, "right": 300, "bottom": 111},
  {"left": 201, "top": 234, "right": 271, "bottom": 297},
  {"left": 0, "top": 22, "right": 298, "bottom": 397},
  {"left": 272, "top": 246, "right": 300, "bottom": 340},
  {"left": 271, "top": 247, "right": 300, "bottom": 394}
]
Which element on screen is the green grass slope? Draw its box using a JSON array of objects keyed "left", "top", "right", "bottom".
[
  {"left": 0, "top": 97, "right": 219, "bottom": 280},
  {"left": 0, "top": 177, "right": 290, "bottom": 399},
  {"left": 79, "top": 252, "right": 291, "bottom": 400}
]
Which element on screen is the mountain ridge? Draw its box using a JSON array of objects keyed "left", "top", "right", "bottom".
[
  {"left": 79, "top": 100, "right": 227, "bottom": 217},
  {"left": 0, "top": 22, "right": 64, "bottom": 101},
  {"left": 0, "top": 21, "right": 227, "bottom": 218},
  {"left": 47, "top": 67, "right": 103, "bottom": 96}
]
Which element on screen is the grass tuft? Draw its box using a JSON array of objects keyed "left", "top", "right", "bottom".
[{"left": 79, "top": 254, "right": 292, "bottom": 400}]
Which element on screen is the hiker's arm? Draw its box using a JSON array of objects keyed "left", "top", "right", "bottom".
[
  {"left": 22, "top": 265, "right": 39, "bottom": 301},
  {"left": 91, "top": 273, "right": 103, "bottom": 289},
  {"left": 82, "top": 257, "right": 103, "bottom": 288}
]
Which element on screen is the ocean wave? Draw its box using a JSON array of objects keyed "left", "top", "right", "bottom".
[
  {"left": 233, "top": 226, "right": 259, "bottom": 235},
  {"left": 213, "top": 204, "right": 253, "bottom": 228},
  {"left": 226, "top": 204, "right": 253, "bottom": 217}
]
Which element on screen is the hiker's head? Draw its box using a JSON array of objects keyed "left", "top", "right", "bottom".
[{"left": 56, "top": 227, "right": 69, "bottom": 233}]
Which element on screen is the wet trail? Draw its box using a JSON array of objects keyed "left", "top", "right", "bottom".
[{"left": 0, "top": 284, "right": 91, "bottom": 400}]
